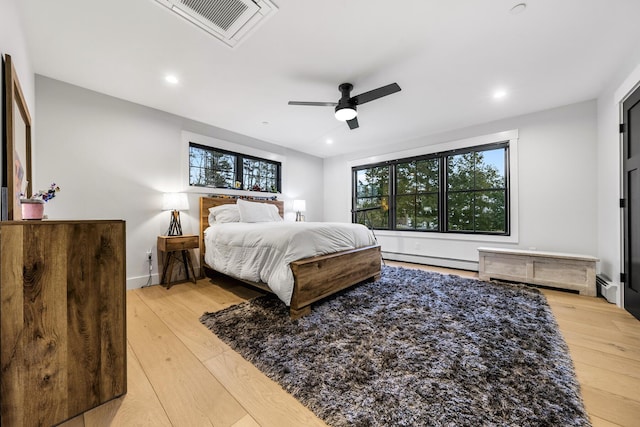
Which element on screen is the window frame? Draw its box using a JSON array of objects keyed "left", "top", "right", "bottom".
[
  {"left": 189, "top": 142, "right": 282, "bottom": 193},
  {"left": 352, "top": 141, "right": 510, "bottom": 236},
  {"left": 443, "top": 141, "right": 510, "bottom": 235}
]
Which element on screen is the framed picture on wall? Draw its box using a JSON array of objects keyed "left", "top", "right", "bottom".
[{"left": 3, "top": 54, "right": 32, "bottom": 220}]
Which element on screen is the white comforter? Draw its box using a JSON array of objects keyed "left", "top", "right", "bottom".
[{"left": 204, "top": 222, "right": 377, "bottom": 305}]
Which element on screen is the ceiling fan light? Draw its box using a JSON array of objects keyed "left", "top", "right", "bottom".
[{"left": 335, "top": 106, "right": 357, "bottom": 121}]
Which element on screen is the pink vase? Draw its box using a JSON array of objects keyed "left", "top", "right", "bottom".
[{"left": 21, "top": 199, "right": 45, "bottom": 220}]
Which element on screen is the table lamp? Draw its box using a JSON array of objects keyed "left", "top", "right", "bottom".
[
  {"left": 293, "top": 199, "right": 306, "bottom": 222},
  {"left": 162, "top": 193, "right": 189, "bottom": 235}
]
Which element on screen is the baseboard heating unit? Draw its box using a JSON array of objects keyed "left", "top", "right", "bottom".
[{"left": 596, "top": 274, "right": 618, "bottom": 304}]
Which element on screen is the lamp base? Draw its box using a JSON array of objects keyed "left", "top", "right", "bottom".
[{"left": 167, "top": 210, "right": 183, "bottom": 236}]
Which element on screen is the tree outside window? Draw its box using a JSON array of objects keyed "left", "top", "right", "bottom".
[
  {"left": 189, "top": 145, "right": 236, "bottom": 188},
  {"left": 354, "top": 166, "right": 389, "bottom": 229},
  {"left": 396, "top": 158, "right": 439, "bottom": 231},
  {"left": 243, "top": 158, "right": 279, "bottom": 193},
  {"left": 446, "top": 148, "right": 506, "bottom": 233}
]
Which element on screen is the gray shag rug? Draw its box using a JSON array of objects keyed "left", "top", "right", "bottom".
[{"left": 200, "top": 266, "right": 590, "bottom": 427}]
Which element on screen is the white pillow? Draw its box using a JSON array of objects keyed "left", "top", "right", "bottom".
[
  {"left": 237, "top": 199, "right": 282, "bottom": 223},
  {"left": 208, "top": 204, "right": 241, "bottom": 224}
]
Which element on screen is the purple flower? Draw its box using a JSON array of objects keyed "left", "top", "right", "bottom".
[{"left": 32, "top": 182, "right": 60, "bottom": 202}]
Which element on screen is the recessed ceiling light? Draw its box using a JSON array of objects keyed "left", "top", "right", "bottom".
[
  {"left": 165, "top": 74, "right": 179, "bottom": 84},
  {"left": 326, "top": 139, "right": 333, "bottom": 145},
  {"left": 493, "top": 90, "right": 507, "bottom": 99},
  {"left": 510, "top": 3, "right": 527, "bottom": 15}
]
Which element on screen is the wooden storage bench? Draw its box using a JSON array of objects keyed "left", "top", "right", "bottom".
[{"left": 478, "top": 247, "right": 598, "bottom": 296}]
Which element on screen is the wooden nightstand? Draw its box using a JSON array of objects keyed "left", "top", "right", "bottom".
[{"left": 158, "top": 234, "right": 198, "bottom": 288}]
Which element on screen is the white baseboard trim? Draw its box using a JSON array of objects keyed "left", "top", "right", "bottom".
[
  {"left": 126, "top": 273, "right": 159, "bottom": 290},
  {"left": 382, "top": 252, "right": 478, "bottom": 272},
  {"left": 128, "top": 254, "right": 477, "bottom": 289}
]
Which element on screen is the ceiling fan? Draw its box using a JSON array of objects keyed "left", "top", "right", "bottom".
[{"left": 288, "top": 82, "right": 401, "bottom": 130}]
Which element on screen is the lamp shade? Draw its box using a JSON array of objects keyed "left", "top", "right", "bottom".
[
  {"left": 293, "top": 199, "right": 306, "bottom": 212},
  {"left": 162, "top": 193, "right": 189, "bottom": 211}
]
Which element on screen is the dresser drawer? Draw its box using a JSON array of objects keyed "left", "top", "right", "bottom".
[{"left": 158, "top": 235, "right": 199, "bottom": 251}]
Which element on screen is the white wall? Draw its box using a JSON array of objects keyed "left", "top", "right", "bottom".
[
  {"left": 34, "top": 76, "right": 324, "bottom": 289},
  {"left": 1, "top": 0, "right": 35, "bottom": 217},
  {"left": 0, "top": 0, "right": 34, "bottom": 114},
  {"left": 324, "top": 100, "right": 598, "bottom": 270}
]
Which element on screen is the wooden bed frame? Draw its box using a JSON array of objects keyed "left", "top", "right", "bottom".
[{"left": 199, "top": 196, "right": 381, "bottom": 318}]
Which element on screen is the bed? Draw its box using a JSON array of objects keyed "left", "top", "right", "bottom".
[{"left": 199, "top": 196, "right": 381, "bottom": 318}]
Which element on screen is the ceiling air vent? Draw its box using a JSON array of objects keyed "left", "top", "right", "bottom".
[{"left": 155, "top": 0, "right": 278, "bottom": 48}]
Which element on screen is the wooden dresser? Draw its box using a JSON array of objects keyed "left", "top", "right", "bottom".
[{"left": 0, "top": 220, "right": 127, "bottom": 427}]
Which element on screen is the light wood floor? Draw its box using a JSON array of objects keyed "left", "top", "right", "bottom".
[{"left": 60, "top": 261, "right": 640, "bottom": 427}]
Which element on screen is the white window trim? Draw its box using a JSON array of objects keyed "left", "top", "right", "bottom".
[
  {"left": 347, "top": 129, "right": 519, "bottom": 244},
  {"left": 181, "top": 131, "right": 286, "bottom": 196}
]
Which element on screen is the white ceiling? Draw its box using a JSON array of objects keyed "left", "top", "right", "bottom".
[{"left": 16, "top": 0, "right": 640, "bottom": 158}]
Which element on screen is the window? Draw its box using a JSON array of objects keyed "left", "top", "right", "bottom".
[
  {"left": 352, "top": 142, "right": 509, "bottom": 235},
  {"left": 189, "top": 143, "right": 281, "bottom": 192},
  {"left": 189, "top": 145, "right": 236, "bottom": 188},
  {"left": 353, "top": 166, "right": 390, "bottom": 228}
]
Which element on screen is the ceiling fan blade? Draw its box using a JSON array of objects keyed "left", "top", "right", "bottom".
[
  {"left": 351, "top": 83, "right": 401, "bottom": 105},
  {"left": 347, "top": 117, "right": 359, "bottom": 130},
  {"left": 288, "top": 101, "right": 338, "bottom": 107}
]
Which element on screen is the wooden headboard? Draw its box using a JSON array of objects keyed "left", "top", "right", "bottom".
[{"left": 199, "top": 196, "right": 285, "bottom": 275}]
